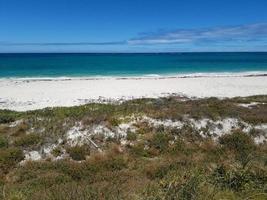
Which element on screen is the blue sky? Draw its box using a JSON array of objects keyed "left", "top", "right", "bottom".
[{"left": 1, "top": 0, "right": 267, "bottom": 52}]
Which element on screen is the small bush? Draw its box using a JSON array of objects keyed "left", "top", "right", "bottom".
[
  {"left": 51, "top": 147, "right": 63, "bottom": 157},
  {"left": 149, "top": 132, "right": 173, "bottom": 153},
  {"left": 0, "top": 147, "right": 24, "bottom": 173},
  {"left": 14, "top": 133, "right": 42, "bottom": 148},
  {"left": 168, "top": 139, "right": 187, "bottom": 155},
  {"left": 11, "top": 123, "right": 29, "bottom": 137},
  {"left": 108, "top": 117, "right": 120, "bottom": 127},
  {"left": 67, "top": 145, "right": 90, "bottom": 161},
  {"left": 143, "top": 170, "right": 203, "bottom": 200},
  {"left": 126, "top": 132, "right": 137, "bottom": 141},
  {"left": 135, "top": 122, "right": 153, "bottom": 135},
  {"left": 219, "top": 130, "right": 256, "bottom": 167},
  {"left": 0, "top": 136, "right": 8, "bottom": 148},
  {"left": 129, "top": 143, "right": 149, "bottom": 157},
  {"left": 6, "top": 191, "right": 27, "bottom": 200},
  {"left": 101, "top": 155, "right": 127, "bottom": 171},
  {"left": 145, "top": 162, "right": 172, "bottom": 179},
  {"left": 176, "top": 175, "right": 203, "bottom": 200},
  {"left": 30, "top": 182, "right": 96, "bottom": 200},
  {"left": 211, "top": 165, "right": 266, "bottom": 192},
  {"left": 0, "top": 113, "right": 15, "bottom": 124}
]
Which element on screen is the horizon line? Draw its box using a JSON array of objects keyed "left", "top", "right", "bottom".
[{"left": 1, "top": 51, "right": 267, "bottom": 54}]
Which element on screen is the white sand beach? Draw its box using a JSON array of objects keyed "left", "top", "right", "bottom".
[{"left": 0, "top": 76, "right": 267, "bottom": 111}]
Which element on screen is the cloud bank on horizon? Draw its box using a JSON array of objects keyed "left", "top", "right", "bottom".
[
  {"left": 128, "top": 23, "right": 267, "bottom": 45},
  {"left": 1, "top": 23, "right": 267, "bottom": 52}
]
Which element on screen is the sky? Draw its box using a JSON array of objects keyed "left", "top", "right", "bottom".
[{"left": 0, "top": 0, "right": 267, "bottom": 52}]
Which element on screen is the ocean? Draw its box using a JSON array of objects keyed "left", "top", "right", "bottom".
[{"left": 0, "top": 52, "right": 267, "bottom": 78}]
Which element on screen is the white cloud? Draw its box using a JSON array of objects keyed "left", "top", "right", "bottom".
[{"left": 128, "top": 23, "right": 267, "bottom": 45}]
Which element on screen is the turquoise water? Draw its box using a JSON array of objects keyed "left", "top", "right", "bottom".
[{"left": 0, "top": 53, "right": 267, "bottom": 78}]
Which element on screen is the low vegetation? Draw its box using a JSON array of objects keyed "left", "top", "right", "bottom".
[
  {"left": 67, "top": 145, "right": 90, "bottom": 161},
  {"left": 0, "top": 95, "right": 266, "bottom": 199}
]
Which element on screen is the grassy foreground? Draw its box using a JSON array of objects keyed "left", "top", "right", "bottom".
[{"left": 0, "top": 96, "right": 266, "bottom": 200}]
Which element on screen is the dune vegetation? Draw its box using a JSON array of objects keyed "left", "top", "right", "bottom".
[{"left": 0, "top": 95, "right": 266, "bottom": 200}]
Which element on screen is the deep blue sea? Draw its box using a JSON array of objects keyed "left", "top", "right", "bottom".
[{"left": 0, "top": 53, "right": 267, "bottom": 78}]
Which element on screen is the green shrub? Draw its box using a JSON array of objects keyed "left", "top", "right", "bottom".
[
  {"left": 30, "top": 182, "right": 96, "bottom": 200},
  {"left": 6, "top": 191, "right": 27, "bottom": 200},
  {"left": 143, "top": 171, "right": 203, "bottom": 200},
  {"left": 149, "top": 132, "right": 173, "bottom": 153},
  {"left": 0, "top": 112, "right": 16, "bottom": 124},
  {"left": 168, "top": 139, "right": 188, "bottom": 155},
  {"left": 135, "top": 122, "right": 153, "bottom": 135},
  {"left": 51, "top": 147, "right": 63, "bottom": 157},
  {"left": 211, "top": 165, "right": 266, "bottom": 192},
  {"left": 11, "top": 123, "right": 29, "bottom": 137},
  {"left": 87, "top": 149, "right": 128, "bottom": 172},
  {"left": 176, "top": 175, "right": 203, "bottom": 200},
  {"left": 14, "top": 133, "right": 42, "bottom": 148},
  {"left": 67, "top": 145, "right": 90, "bottom": 161},
  {"left": 108, "top": 117, "right": 120, "bottom": 127},
  {"left": 0, "top": 136, "right": 8, "bottom": 148},
  {"left": 0, "top": 147, "right": 24, "bottom": 173},
  {"left": 29, "top": 179, "right": 129, "bottom": 200},
  {"left": 219, "top": 130, "right": 256, "bottom": 167},
  {"left": 145, "top": 162, "right": 172, "bottom": 180},
  {"left": 129, "top": 143, "right": 149, "bottom": 157},
  {"left": 56, "top": 161, "right": 88, "bottom": 180},
  {"left": 101, "top": 155, "right": 127, "bottom": 171},
  {"left": 141, "top": 182, "right": 164, "bottom": 200},
  {"left": 126, "top": 132, "right": 137, "bottom": 141}
]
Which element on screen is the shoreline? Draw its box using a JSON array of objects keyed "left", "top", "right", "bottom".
[
  {"left": 0, "top": 75, "right": 267, "bottom": 111},
  {"left": 1, "top": 71, "right": 267, "bottom": 81}
]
